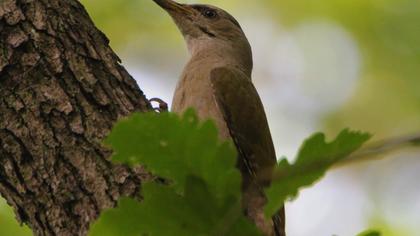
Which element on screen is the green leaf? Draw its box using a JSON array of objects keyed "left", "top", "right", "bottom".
[
  {"left": 105, "top": 109, "right": 241, "bottom": 200},
  {"left": 97, "top": 110, "right": 371, "bottom": 235},
  {"left": 265, "top": 129, "right": 371, "bottom": 217},
  {"left": 92, "top": 110, "right": 261, "bottom": 236},
  {"left": 90, "top": 182, "right": 215, "bottom": 236},
  {"left": 90, "top": 181, "right": 261, "bottom": 236},
  {"left": 357, "top": 229, "right": 381, "bottom": 236},
  {"left": 0, "top": 198, "right": 31, "bottom": 236}
]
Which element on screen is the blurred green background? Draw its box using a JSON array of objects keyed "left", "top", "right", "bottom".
[{"left": 1, "top": 0, "right": 419, "bottom": 235}]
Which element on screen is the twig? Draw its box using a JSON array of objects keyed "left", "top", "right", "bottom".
[{"left": 334, "top": 133, "right": 420, "bottom": 168}]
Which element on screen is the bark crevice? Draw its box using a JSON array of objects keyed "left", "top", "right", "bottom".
[{"left": 0, "top": 0, "right": 152, "bottom": 235}]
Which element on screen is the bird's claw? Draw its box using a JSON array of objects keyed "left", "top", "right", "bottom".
[{"left": 149, "top": 98, "right": 168, "bottom": 113}]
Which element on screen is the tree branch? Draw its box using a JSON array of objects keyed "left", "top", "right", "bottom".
[{"left": 335, "top": 133, "right": 420, "bottom": 167}]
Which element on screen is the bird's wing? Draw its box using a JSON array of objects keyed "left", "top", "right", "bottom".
[{"left": 210, "top": 67, "right": 276, "bottom": 186}]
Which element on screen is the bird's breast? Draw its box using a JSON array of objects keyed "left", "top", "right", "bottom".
[{"left": 171, "top": 67, "right": 231, "bottom": 139}]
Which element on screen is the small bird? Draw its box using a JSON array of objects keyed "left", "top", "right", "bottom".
[{"left": 153, "top": 1, "right": 285, "bottom": 235}]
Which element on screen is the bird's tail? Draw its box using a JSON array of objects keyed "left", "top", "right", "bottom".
[{"left": 272, "top": 207, "right": 286, "bottom": 236}]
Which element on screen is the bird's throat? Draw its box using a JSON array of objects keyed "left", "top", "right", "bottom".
[{"left": 186, "top": 38, "right": 253, "bottom": 77}]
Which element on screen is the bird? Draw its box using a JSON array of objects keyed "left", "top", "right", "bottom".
[{"left": 152, "top": 1, "right": 285, "bottom": 235}]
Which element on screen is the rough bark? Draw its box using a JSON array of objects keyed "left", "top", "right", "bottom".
[{"left": 0, "top": 0, "right": 152, "bottom": 235}]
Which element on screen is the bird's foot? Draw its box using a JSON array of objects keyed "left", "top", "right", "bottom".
[{"left": 149, "top": 98, "right": 168, "bottom": 113}]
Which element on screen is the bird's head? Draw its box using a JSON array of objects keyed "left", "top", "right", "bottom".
[{"left": 153, "top": 0, "right": 253, "bottom": 74}]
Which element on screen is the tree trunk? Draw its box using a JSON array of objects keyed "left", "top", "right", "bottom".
[{"left": 0, "top": 0, "right": 152, "bottom": 235}]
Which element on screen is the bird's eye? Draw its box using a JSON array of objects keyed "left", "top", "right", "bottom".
[{"left": 203, "top": 9, "right": 217, "bottom": 19}]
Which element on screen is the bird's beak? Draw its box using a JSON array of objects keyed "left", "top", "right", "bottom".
[
  {"left": 153, "top": 0, "right": 195, "bottom": 16},
  {"left": 153, "top": 0, "right": 199, "bottom": 43}
]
